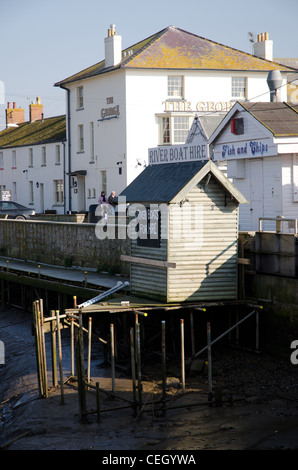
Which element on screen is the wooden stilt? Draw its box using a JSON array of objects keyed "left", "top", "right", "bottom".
[
  {"left": 50, "top": 310, "right": 57, "bottom": 388},
  {"left": 56, "top": 309, "right": 64, "bottom": 404}
]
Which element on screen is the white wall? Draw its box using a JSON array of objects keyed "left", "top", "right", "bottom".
[
  {"left": 65, "top": 67, "right": 286, "bottom": 212},
  {"left": 0, "top": 142, "right": 65, "bottom": 213}
]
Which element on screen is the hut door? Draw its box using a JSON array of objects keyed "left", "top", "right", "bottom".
[{"left": 250, "top": 159, "right": 263, "bottom": 230}]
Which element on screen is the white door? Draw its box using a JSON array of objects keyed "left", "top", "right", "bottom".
[
  {"left": 76, "top": 176, "right": 86, "bottom": 212},
  {"left": 250, "top": 159, "right": 263, "bottom": 230},
  {"left": 40, "top": 183, "right": 44, "bottom": 213}
]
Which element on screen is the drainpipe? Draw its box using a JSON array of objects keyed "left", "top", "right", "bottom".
[
  {"left": 60, "top": 85, "right": 72, "bottom": 212},
  {"left": 62, "top": 139, "right": 66, "bottom": 214}
]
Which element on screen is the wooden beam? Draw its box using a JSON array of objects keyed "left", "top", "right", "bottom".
[
  {"left": 121, "top": 254, "right": 176, "bottom": 268},
  {"left": 238, "top": 258, "right": 250, "bottom": 265}
]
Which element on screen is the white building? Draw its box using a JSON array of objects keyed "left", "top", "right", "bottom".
[
  {"left": 55, "top": 25, "right": 293, "bottom": 213},
  {"left": 0, "top": 100, "right": 66, "bottom": 213},
  {"left": 210, "top": 101, "right": 298, "bottom": 232}
]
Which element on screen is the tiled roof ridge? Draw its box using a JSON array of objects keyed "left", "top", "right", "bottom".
[{"left": 55, "top": 25, "right": 295, "bottom": 87}]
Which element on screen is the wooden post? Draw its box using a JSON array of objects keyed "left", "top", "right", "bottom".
[
  {"left": 256, "top": 310, "right": 259, "bottom": 352},
  {"left": 71, "top": 318, "right": 75, "bottom": 376},
  {"left": 50, "top": 310, "right": 57, "bottom": 388},
  {"left": 110, "top": 323, "right": 115, "bottom": 393},
  {"left": 190, "top": 310, "right": 195, "bottom": 357},
  {"left": 33, "top": 300, "right": 44, "bottom": 397},
  {"left": 181, "top": 319, "right": 185, "bottom": 394},
  {"left": 56, "top": 309, "right": 64, "bottom": 404},
  {"left": 39, "top": 299, "right": 48, "bottom": 398},
  {"left": 76, "top": 310, "right": 87, "bottom": 423},
  {"left": 130, "top": 327, "right": 137, "bottom": 417},
  {"left": 1, "top": 279, "right": 4, "bottom": 311},
  {"left": 87, "top": 317, "right": 92, "bottom": 385},
  {"left": 161, "top": 321, "right": 166, "bottom": 416},
  {"left": 96, "top": 382, "right": 101, "bottom": 423},
  {"left": 207, "top": 322, "right": 212, "bottom": 400},
  {"left": 136, "top": 322, "right": 142, "bottom": 414}
]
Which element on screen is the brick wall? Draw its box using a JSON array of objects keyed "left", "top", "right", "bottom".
[{"left": 0, "top": 219, "right": 130, "bottom": 275}]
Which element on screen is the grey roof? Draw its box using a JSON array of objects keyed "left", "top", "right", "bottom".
[
  {"left": 120, "top": 161, "right": 208, "bottom": 203},
  {"left": 200, "top": 115, "right": 224, "bottom": 138},
  {"left": 119, "top": 160, "right": 248, "bottom": 204},
  {"left": 242, "top": 101, "right": 298, "bottom": 136}
]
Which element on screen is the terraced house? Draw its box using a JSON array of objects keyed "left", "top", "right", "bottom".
[
  {"left": 54, "top": 25, "right": 295, "bottom": 214},
  {"left": 0, "top": 99, "right": 66, "bottom": 213}
]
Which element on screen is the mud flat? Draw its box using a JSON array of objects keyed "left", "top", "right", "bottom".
[{"left": 1, "top": 307, "right": 298, "bottom": 452}]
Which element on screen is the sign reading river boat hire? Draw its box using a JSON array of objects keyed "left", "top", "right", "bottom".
[{"left": 148, "top": 143, "right": 208, "bottom": 165}]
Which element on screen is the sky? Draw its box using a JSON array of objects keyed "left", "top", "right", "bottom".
[{"left": 0, "top": 0, "right": 297, "bottom": 129}]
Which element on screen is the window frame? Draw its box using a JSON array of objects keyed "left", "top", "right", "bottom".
[
  {"left": 54, "top": 179, "right": 64, "bottom": 204},
  {"left": 231, "top": 77, "right": 247, "bottom": 99},
  {"left": 168, "top": 76, "right": 184, "bottom": 99},
  {"left": 159, "top": 114, "right": 193, "bottom": 145},
  {"left": 77, "top": 86, "right": 84, "bottom": 109},
  {"left": 78, "top": 125, "right": 84, "bottom": 152}
]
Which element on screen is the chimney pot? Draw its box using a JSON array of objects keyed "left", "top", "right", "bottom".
[{"left": 104, "top": 24, "right": 122, "bottom": 68}]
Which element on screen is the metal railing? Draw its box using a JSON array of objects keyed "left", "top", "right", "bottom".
[{"left": 259, "top": 216, "right": 298, "bottom": 234}]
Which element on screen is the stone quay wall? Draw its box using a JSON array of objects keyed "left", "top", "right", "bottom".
[{"left": 0, "top": 219, "right": 130, "bottom": 275}]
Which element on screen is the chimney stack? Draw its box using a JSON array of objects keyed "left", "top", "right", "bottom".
[
  {"left": 29, "top": 97, "right": 43, "bottom": 122},
  {"left": 5, "top": 102, "right": 25, "bottom": 128},
  {"left": 104, "top": 24, "right": 122, "bottom": 68},
  {"left": 253, "top": 32, "right": 273, "bottom": 61}
]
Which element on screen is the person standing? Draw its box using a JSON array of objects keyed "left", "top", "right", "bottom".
[
  {"left": 98, "top": 191, "right": 108, "bottom": 219},
  {"left": 108, "top": 191, "right": 117, "bottom": 214}
]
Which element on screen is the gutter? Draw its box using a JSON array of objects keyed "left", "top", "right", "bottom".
[{"left": 60, "top": 85, "right": 72, "bottom": 213}]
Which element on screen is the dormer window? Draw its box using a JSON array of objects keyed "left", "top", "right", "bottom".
[{"left": 231, "top": 118, "right": 244, "bottom": 135}]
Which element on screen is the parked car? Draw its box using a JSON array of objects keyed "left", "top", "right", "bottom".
[{"left": 0, "top": 201, "right": 36, "bottom": 219}]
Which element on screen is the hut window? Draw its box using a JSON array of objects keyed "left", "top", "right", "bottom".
[{"left": 231, "top": 118, "right": 244, "bottom": 135}]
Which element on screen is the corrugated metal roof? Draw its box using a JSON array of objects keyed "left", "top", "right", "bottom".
[
  {"left": 55, "top": 26, "right": 293, "bottom": 87},
  {"left": 120, "top": 161, "right": 207, "bottom": 203},
  {"left": 0, "top": 115, "right": 66, "bottom": 148},
  {"left": 241, "top": 102, "right": 298, "bottom": 136}
]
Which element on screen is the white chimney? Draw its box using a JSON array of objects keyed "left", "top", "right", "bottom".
[
  {"left": 253, "top": 32, "right": 273, "bottom": 61},
  {"left": 104, "top": 24, "right": 122, "bottom": 68}
]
